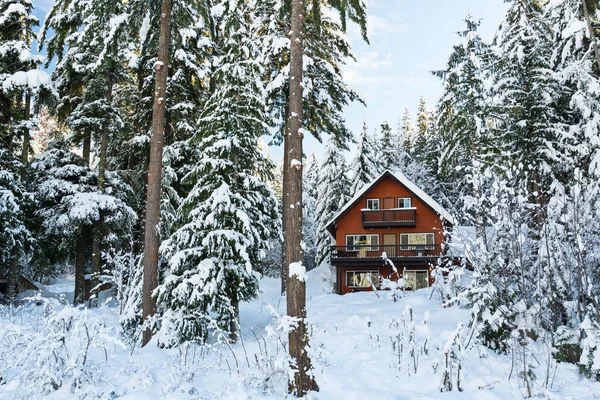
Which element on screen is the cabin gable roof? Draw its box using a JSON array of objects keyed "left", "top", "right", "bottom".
[{"left": 326, "top": 170, "right": 455, "bottom": 236}]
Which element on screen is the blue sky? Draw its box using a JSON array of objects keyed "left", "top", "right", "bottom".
[
  {"left": 303, "top": 0, "right": 509, "bottom": 160},
  {"left": 32, "top": 0, "right": 509, "bottom": 161}
]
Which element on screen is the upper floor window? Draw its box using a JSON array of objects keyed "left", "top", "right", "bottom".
[
  {"left": 398, "top": 197, "right": 412, "bottom": 208},
  {"left": 366, "top": 198, "right": 380, "bottom": 210}
]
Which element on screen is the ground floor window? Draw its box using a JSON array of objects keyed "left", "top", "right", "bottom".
[
  {"left": 346, "top": 234, "right": 379, "bottom": 251},
  {"left": 346, "top": 270, "right": 380, "bottom": 289},
  {"left": 404, "top": 270, "right": 429, "bottom": 290}
]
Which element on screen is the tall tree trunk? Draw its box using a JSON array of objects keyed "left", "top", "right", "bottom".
[
  {"left": 281, "top": 105, "right": 290, "bottom": 295},
  {"left": 5, "top": 246, "right": 20, "bottom": 302},
  {"left": 74, "top": 226, "right": 88, "bottom": 305},
  {"left": 83, "top": 134, "right": 91, "bottom": 165},
  {"left": 6, "top": 91, "right": 32, "bottom": 302},
  {"left": 582, "top": 0, "right": 600, "bottom": 73},
  {"left": 142, "top": 0, "right": 172, "bottom": 347},
  {"left": 90, "top": 83, "right": 114, "bottom": 307},
  {"left": 285, "top": 0, "right": 318, "bottom": 395},
  {"left": 229, "top": 294, "right": 239, "bottom": 343},
  {"left": 20, "top": 91, "right": 30, "bottom": 181}
]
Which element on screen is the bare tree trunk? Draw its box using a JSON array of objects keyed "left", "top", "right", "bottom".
[
  {"left": 74, "top": 227, "right": 88, "bottom": 305},
  {"left": 142, "top": 0, "right": 172, "bottom": 347},
  {"left": 285, "top": 0, "right": 318, "bottom": 395},
  {"left": 90, "top": 83, "right": 113, "bottom": 307},
  {"left": 582, "top": 0, "right": 600, "bottom": 73}
]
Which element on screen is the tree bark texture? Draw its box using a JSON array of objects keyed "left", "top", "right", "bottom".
[
  {"left": 6, "top": 91, "right": 32, "bottom": 302},
  {"left": 142, "top": 0, "right": 172, "bottom": 347},
  {"left": 74, "top": 227, "right": 88, "bottom": 305},
  {"left": 582, "top": 0, "right": 600, "bottom": 73},
  {"left": 20, "top": 91, "right": 30, "bottom": 181},
  {"left": 281, "top": 105, "right": 290, "bottom": 295},
  {"left": 285, "top": 0, "right": 318, "bottom": 395},
  {"left": 90, "top": 83, "right": 113, "bottom": 307},
  {"left": 5, "top": 246, "right": 20, "bottom": 302}
]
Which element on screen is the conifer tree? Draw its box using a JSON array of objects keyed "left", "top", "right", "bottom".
[
  {"left": 349, "top": 120, "right": 382, "bottom": 196},
  {"left": 379, "top": 121, "right": 400, "bottom": 171},
  {"left": 400, "top": 108, "right": 415, "bottom": 156},
  {"left": 433, "top": 15, "right": 495, "bottom": 236},
  {"left": 315, "top": 137, "right": 350, "bottom": 266},
  {"left": 303, "top": 148, "right": 319, "bottom": 271},
  {"left": 156, "top": 0, "right": 278, "bottom": 345}
]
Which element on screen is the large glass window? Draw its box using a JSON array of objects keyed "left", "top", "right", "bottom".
[
  {"left": 346, "top": 234, "right": 379, "bottom": 251},
  {"left": 400, "top": 233, "right": 434, "bottom": 250},
  {"left": 404, "top": 271, "right": 430, "bottom": 290},
  {"left": 398, "top": 197, "right": 412, "bottom": 208},
  {"left": 346, "top": 270, "right": 380, "bottom": 288},
  {"left": 366, "top": 199, "right": 380, "bottom": 210}
]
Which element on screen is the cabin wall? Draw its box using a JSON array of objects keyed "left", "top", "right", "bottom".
[{"left": 337, "top": 265, "right": 435, "bottom": 295}]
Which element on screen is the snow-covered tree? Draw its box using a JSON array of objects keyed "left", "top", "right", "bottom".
[
  {"left": 315, "top": 136, "right": 350, "bottom": 266},
  {"left": 303, "top": 148, "right": 319, "bottom": 271},
  {"left": 349, "top": 121, "right": 382, "bottom": 196},
  {"left": 156, "top": 1, "right": 279, "bottom": 345},
  {"left": 28, "top": 139, "right": 136, "bottom": 303},
  {"left": 0, "top": 149, "right": 31, "bottom": 300},
  {"left": 379, "top": 121, "right": 401, "bottom": 171},
  {"left": 433, "top": 15, "right": 495, "bottom": 235}
]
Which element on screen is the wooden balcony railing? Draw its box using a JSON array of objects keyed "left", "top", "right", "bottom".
[
  {"left": 330, "top": 244, "right": 443, "bottom": 261},
  {"left": 361, "top": 209, "right": 416, "bottom": 227}
]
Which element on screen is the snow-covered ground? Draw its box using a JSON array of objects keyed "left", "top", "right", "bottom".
[{"left": 1, "top": 266, "right": 599, "bottom": 399}]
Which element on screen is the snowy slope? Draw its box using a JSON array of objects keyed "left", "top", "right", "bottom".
[{"left": 0, "top": 266, "right": 598, "bottom": 399}]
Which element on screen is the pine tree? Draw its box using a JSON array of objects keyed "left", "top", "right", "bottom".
[
  {"left": 433, "top": 15, "right": 495, "bottom": 236},
  {"left": 349, "top": 120, "right": 382, "bottom": 196},
  {"left": 303, "top": 148, "right": 319, "bottom": 271},
  {"left": 0, "top": 149, "right": 31, "bottom": 301},
  {"left": 379, "top": 121, "right": 400, "bottom": 171},
  {"left": 400, "top": 108, "right": 415, "bottom": 156},
  {"left": 156, "top": 0, "right": 278, "bottom": 345},
  {"left": 315, "top": 136, "right": 350, "bottom": 266},
  {"left": 28, "top": 139, "right": 136, "bottom": 303}
]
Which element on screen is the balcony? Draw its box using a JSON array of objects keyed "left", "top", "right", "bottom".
[
  {"left": 330, "top": 244, "right": 444, "bottom": 266},
  {"left": 361, "top": 208, "right": 416, "bottom": 228}
]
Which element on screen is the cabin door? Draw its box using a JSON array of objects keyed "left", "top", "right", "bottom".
[
  {"left": 383, "top": 197, "right": 395, "bottom": 210},
  {"left": 383, "top": 234, "right": 396, "bottom": 257}
]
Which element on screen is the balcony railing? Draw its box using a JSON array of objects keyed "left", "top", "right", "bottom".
[
  {"left": 330, "top": 244, "right": 443, "bottom": 261},
  {"left": 361, "top": 209, "right": 416, "bottom": 227}
]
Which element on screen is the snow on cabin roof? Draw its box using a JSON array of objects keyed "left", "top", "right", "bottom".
[{"left": 326, "top": 170, "right": 456, "bottom": 232}]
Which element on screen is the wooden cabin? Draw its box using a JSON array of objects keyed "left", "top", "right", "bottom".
[
  {"left": 0, "top": 274, "right": 39, "bottom": 296},
  {"left": 326, "top": 170, "right": 455, "bottom": 295}
]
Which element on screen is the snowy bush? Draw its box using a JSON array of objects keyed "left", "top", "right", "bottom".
[{"left": 0, "top": 297, "right": 125, "bottom": 397}]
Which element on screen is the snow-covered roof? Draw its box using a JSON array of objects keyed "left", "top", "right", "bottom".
[{"left": 326, "top": 170, "right": 456, "bottom": 232}]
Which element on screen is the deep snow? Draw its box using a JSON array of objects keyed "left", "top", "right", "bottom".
[{"left": 1, "top": 265, "right": 599, "bottom": 399}]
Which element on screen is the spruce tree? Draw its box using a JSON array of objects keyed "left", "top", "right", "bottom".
[
  {"left": 302, "top": 148, "right": 319, "bottom": 271},
  {"left": 379, "top": 121, "right": 400, "bottom": 171},
  {"left": 315, "top": 136, "right": 350, "bottom": 266},
  {"left": 433, "top": 15, "right": 495, "bottom": 235},
  {"left": 349, "top": 120, "right": 382, "bottom": 196},
  {"left": 156, "top": 0, "right": 278, "bottom": 345}
]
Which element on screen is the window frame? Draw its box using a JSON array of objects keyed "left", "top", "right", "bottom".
[
  {"left": 346, "top": 234, "right": 379, "bottom": 251},
  {"left": 346, "top": 270, "right": 380, "bottom": 289},
  {"left": 366, "top": 198, "right": 380, "bottom": 210},
  {"left": 399, "top": 233, "right": 435, "bottom": 250},
  {"left": 398, "top": 197, "right": 412, "bottom": 208},
  {"left": 403, "top": 270, "right": 430, "bottom": 290}
]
